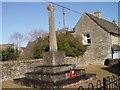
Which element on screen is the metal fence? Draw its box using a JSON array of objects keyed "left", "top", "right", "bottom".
[{"left": 78, "top": 75, "right": 120, "bottom": 90}]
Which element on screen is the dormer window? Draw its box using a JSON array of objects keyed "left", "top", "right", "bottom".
[{"left": 82, "top": 33, "right": 91, "bottom": 45}]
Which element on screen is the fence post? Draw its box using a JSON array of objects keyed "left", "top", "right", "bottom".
[
  {"left": 117, "top": 75, "right": 120, "bottom": 89},
  {"left": 103, "top": 78, "right": 106, "bottom": 90}
]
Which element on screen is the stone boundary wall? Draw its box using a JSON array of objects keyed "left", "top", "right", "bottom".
[
  {"left": 1, "top": 59, "right": 43, "bottom": 81},
  {"left": 1, "top": 57, "right": 103, "bottom": 81},
  {"left": 65, "top": 57, "right": 89, "bottom": 67}
]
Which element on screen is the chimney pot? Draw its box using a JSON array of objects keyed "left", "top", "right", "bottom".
[
  {"left": 112, "top": 20, "right": 116, "bottom": 25},
  {"left": 94, "top": 10, "right": 101, "bottom": 18}
]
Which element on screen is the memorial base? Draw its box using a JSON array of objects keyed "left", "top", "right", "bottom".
[{"left": 14, "top": 51, "right": 96, "bottom": 89}]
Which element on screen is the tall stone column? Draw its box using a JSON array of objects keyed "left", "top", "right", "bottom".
[
  {"left": 47, "top": 4, "right": 57, "bottom": 51},
  {"left": 43, "top": 4, "right": 65, "bottom": 66}
]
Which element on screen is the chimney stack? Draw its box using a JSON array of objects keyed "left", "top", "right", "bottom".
[
  {"left": 94, "top": 11, "right": 101, "bottom": 18},
  {"left": 112, "top": 20, "right": 116, "bottom": 25}
]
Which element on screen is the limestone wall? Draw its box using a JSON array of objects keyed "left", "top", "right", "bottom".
[
  {"left": 2, "top": 57, "right": 103, "bottom": 81},
  {"left": 1, "top": 59, "right": 43, "bottom": 81},
  {"left": 111, "top": 35, "right": 120, "bottom": 45},
  {"left": 65, "top": 57, "right": 90, "bottom": 66}
]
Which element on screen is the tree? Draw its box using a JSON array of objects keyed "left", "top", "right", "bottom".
[
  {"left": 1, "top": 47, "right": 20, "bottom": 61},
  {"left": 33, "top": 37, "right": 49, "bottom": 59},
  {"left": 10, "top": 32, "right": 23, "bottom": 49},
  {"left": 19, "top": 29, "right": 87, "bottom": 59},
  {"left": 25, "top": 29, "right": 48, "bottom": 42},
  {"left": 57, "top": 32, "right": 87, "bottom": 57},
  {"left": 32, "top": 31, "right": 87, "bottom": 59}
]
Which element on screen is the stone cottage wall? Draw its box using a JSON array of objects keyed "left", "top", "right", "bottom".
[
  {"left": 111, "top": 35, "right": 120, "bottom": 45},
  {"left": 74, "top": 14, "right": 112, "bottom": 65}
]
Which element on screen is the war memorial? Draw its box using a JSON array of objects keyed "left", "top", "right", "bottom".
[{"left": 14, "top": 4, "right": 96, "bottom": 89}]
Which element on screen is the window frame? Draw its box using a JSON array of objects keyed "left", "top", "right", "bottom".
[{"left": 82, "top": 32, "right": 91, "bottom": 45}]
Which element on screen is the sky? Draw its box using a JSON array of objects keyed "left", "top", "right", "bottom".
[{"left": 1, "top": 2, "right": 119, "bottom": 47}]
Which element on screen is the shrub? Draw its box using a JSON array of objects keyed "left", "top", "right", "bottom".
[
  {"left": 104, "top": 58, "right": 120, "bottom": 66},
  {"left": 57, "top": 32, "right": 87, "bottom": 57},
  {"left": 1, "top": 47, "right": 20, "bottom": 61},
  {"left": 33, "top": 37, "right": 49, "bottom": 59},
  {"left": 32, "top": 32, "right": 87, "bottom": 58}
]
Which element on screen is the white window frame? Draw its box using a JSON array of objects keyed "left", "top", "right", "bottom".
[{"left": 82, "top": 33, "right": 91, "bottom": 45}]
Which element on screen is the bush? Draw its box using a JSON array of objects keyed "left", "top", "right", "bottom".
[
  {"left": 57, "top": 32, "right": 87, "bottom": 57},
  {"left": 33, "top": 37, "right": 49, "bottom": 59},
  {"left": 109, "top": 59, "right": 120, "bottom": 66},
  {"left": 32, "top": 32, "right": 87, "bottom": 58},
  {"left": 1, "top": 47, "right": 20, "bottom": 61},
  {"left": 104, "top": 58, "right": 120, "bottom": 66}
]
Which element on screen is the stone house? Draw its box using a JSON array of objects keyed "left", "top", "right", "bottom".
[
  {"left": 72, "top": 11, "right": 120, "bottom": 65},
  {"left": 0, "top": 44, "right": 14, "bottom": 50}
]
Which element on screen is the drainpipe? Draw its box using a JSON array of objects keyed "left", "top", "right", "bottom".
[{"left": 109, "top": 32, "right": 113, "bottom": 58}]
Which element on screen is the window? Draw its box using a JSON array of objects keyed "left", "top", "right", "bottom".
[{"left": 82, "top": 33, "right": 91, "bottom": 45}]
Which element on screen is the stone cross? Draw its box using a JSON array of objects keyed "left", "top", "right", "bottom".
[{"left": 47, "top": 4, "right": 57, "bottom": 51}]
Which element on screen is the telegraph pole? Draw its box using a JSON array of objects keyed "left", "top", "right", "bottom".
[{"left": 62, "top": 7, "right": 66, "bottom": 33}]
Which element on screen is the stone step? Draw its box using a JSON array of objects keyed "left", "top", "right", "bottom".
[
  {"left": 34, "top": 64, "right": 76, "bottom": 73},
  {"left": 25, "top": 69, "right": 86, "bottom": 82},
  {"left": 14, "top": 73, "right": 96, "bottom": 88}
]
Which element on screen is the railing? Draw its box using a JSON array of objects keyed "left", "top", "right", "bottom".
[{"left": 78, "top": 75, "right": 120, "bottom": 90}]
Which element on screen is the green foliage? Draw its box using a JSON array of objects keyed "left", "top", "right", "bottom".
[
  {"left": 57, "top": 32, "right": 87, "bottom": 57},
  {"left": 108, "top": 58, "right": 120, "bottom": 66},
  {"left": 33, "top": 38, "right": 49, "bottom": 59},
  {"left": 1, "top": 48, "right": 20, "bottom": 61},
  {"left": 32, "top": 32, "right": 87, "bottom": 58}
]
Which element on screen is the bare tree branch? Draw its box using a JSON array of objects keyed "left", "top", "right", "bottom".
[
  {"left": 10, "top": 32, "right": 23, "bottom": 49},
  {"left": 25, "top": 29, "right": 48, "bottom": 42}
]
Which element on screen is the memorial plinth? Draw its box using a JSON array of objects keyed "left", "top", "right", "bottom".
[
  {"left": 14, "top": 51, "right": 96, "bottom": 89},
  {"left": 43, "top": 51, "right": 65, "bottom": 66}
]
